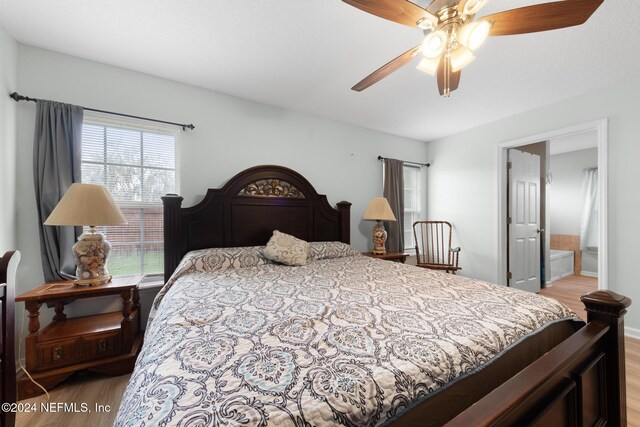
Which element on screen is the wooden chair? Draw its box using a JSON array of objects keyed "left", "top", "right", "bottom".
[
  {"left": 1, "top": 251, "right": 19, "bottom": 427},
  {"left": 413, "top": 221, "right": 461, "bottom": 274}
]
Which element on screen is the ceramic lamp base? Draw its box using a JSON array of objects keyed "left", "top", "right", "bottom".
[
  {"left": 371, "top": 221, "right": 388, "bottom": 255},
  {"left": 72, "top": 228, "right": 112, "bottom": 286}
]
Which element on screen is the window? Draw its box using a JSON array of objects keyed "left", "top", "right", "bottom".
[
  {"left": 81, "top": 114, "right": 178, "bottom": 278},
  {"left": 403, "top": 165, "right": 422, "bottom": 251}
]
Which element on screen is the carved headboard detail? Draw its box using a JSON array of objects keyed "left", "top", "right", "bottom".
[
  {"left": 237, "top": 179, "right": 305, "bottom": 199},
  {"left": 162, "top": 165, "right": 351, "bottom": 281}
]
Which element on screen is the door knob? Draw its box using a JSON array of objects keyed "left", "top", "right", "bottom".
[{"left": 537, "top": 228, "right": 544, "bottom": 234}]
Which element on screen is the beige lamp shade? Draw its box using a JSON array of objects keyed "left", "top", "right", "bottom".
[
  {"left": 363, "top": 197, "right": 397, "bottom": 222},
  {"left": 44, "top": 183, "right": 127, "bottom": 226}
]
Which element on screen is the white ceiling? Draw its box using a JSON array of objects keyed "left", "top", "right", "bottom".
[{"left": 1, "top": 0, "right": 638, "bottom": 141}]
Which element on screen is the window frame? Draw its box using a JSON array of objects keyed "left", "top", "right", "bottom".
[{"left": 80, "top": 112, "right": 180, "bottom": 280}]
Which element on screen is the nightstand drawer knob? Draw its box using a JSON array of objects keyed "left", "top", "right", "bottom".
[
  {"left": 53, "top": 346, "right": 63, "bottom": 360},
  {"left": 98, "top": 339, "right": 107, "bottom": 352}
]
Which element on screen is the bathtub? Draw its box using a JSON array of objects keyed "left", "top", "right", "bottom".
[{"left": 550, "top": 249, "right": 574, "bottom": 282}]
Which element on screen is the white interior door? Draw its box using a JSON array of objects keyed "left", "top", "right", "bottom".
[{"left": 508, "top": 149, "right": 541, "bottom": 292}]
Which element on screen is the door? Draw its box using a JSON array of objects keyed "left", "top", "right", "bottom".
[{"left": 508, "top": 149, "right": 541, "bottom": 292}]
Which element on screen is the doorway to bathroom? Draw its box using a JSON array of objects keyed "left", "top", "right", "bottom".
[
  {"left": 547, "top": 132, "right": 599, "bottom": 290},
  {"left": 497, "top": 119, "right": 608, "bottom": 291}
]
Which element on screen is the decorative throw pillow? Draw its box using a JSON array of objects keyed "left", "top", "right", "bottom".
[
  {"left": 262, "top": 230, "right": 310, "bottom": 266},
  {"left": 308, "top": 241, "right": 360, "bottom": 261}
]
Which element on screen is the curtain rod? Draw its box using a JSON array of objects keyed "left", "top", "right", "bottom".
[
  {"left": 378, "top": 155, "right": 430, "bottom": 167},
  {"left": 9, "top": 92, "right": 195, "bottom": 131}
]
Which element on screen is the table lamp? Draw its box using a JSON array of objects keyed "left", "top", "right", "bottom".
[
  {"left": 363, "top": 197, "right": 397, "bottom": 255},
  {"left": 44, "top": 183, "right": 127, "bottom": 286}
]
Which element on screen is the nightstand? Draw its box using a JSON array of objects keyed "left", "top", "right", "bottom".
[
  {"left": 362, "top": 251, "right": 409, "bottom": 263},
  {"left": 15, "top": 275, "right": 143, "bottom": 399}
]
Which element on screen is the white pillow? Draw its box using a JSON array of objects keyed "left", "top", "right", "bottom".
[{"left": 262, "top": 230, "right": 310, "bottom": 266}]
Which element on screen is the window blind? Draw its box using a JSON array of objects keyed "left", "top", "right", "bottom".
[{"left": 81, "top": 115, "right": 178, "bottom": 278}]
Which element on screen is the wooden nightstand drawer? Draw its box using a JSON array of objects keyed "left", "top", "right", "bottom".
[
  {"left": 81, "top": 330, "right": 122, "bottom": 361},
  {"left": 37, "top": 338, "right": 81, "bottom": 370}
]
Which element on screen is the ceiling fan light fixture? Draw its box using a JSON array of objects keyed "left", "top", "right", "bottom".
[
  {"left": 344, "top": 0, "right": 605, "bottom": 96},
  {"left": 416, "top": 17, "right": 435, "bottom": 31},
  {"left": 421, "top": 30, "right": 447, "bottom": 59},
  {"left": 458, "top": 20, "right": 492, "bottom": 50},
  {"left": 463, "top": 0, "right": 490, "bottom": 15},
  {"left": 416, "top": 56, "right": 440, "bottom": 76},
  {"left": 450, "top": 46, "right": 475, "bottom": 72}
]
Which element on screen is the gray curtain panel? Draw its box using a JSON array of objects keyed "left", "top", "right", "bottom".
[
  {"left": 33, "top": 100, "right": 83, "bottom": 282},
  {"left": 383, "top": 158, "right": 404, "bottom": 252}
]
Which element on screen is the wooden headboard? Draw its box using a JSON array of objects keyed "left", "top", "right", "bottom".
[{"left": 162, "top": 165, "right": 352, "bottom": 281}]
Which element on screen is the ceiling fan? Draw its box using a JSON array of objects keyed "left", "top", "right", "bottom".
[{"left": 343, "top": 0, "right": 604, "bottom": 96}]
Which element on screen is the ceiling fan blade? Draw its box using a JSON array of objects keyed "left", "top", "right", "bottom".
[
  {"left": 482, "top": 0, "right": 604, "bottom": 36},
  {"left": 352, "top": 45, "right": 421, "bottom": 92},
  {"left": 342, "top": 0, "right": 437, "bottom": 28}
]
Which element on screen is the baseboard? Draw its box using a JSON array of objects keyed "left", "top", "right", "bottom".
[
  {"left": 580, "top": 271, "right": 598, "bottom": 278},
  {"left": 625, "top": 326, "right": 640, "bottom": 340}
]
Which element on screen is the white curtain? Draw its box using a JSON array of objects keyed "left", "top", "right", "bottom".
[{"left": 579, "top": 168, "right": 598, "bottom": 250}]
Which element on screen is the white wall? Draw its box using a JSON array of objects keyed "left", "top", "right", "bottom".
[
  {"left": 0, "top": 26, "right": 18, "bottom": 253},
  {"left": 549, "top": 148, "right": 598, "bottom": 236},
  {"left": 426, "top": 74, "right": 640, "bottom": 333},
  {"left": 14, "top": 45, "right": 427, "bottom": 319}
]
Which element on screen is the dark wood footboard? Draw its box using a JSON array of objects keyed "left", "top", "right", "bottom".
[{"left": 445, "top": 290, "right": 631, "bottom": 426}]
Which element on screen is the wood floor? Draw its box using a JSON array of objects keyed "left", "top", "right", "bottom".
[
  {"left": 15, "top": 274, "right": 640, "bottom": 426},
  {"left": 16, "top": 372, "right": 129, "bottom": 427},
  {"left": 538, "top": 274, "right": 598, "bottom": 320}
]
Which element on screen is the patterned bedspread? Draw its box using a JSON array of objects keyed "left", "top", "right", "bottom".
[{"left": 115, "top": 244, "right": 579, "bottom": 427}]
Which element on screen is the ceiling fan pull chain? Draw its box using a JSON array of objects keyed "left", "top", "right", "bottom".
[{"left": 445, "top": 55, "right": 451, "bottom": 97}]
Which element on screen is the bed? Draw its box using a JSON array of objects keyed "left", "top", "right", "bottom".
[{"left": 116, "top": 165, "right": 630, "bottom": 426}]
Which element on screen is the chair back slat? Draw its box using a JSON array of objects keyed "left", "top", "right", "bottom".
[{"left": 413, "top": 221, "right": 459, "bottom": 273}]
